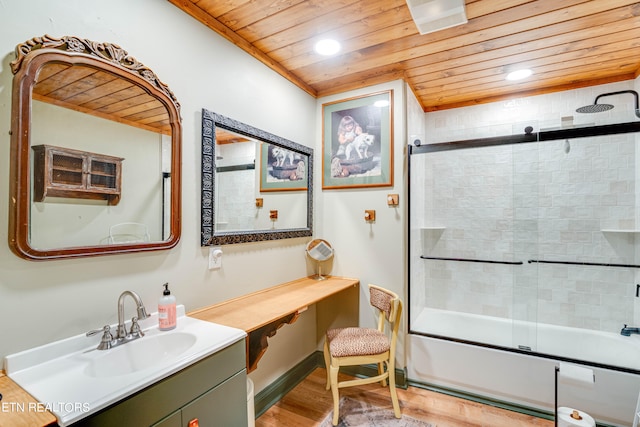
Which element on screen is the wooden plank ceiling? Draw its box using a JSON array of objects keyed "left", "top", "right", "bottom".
[{"left": 169, "top": 0, "right": 640, "bottom": 112}]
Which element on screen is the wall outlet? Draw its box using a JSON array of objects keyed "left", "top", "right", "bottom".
[{"left": 208, "top": 247, "right": 223, "bottom": 270}]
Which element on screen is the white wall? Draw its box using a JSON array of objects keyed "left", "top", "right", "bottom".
[
  {"left": 30, "top": 101, "right": 163, "bottom": 247},
  {"left": 0, "top": 0, "right": 412, "bottom": 398},
  {"left": 0, "top": 0, "right": 320, "bottom": 394},
  {"left": 316, "top": 80, "right": 408, "bottom": 366},
  {"left": 216, "top": 141, "right": 257, "bottom": 231}
]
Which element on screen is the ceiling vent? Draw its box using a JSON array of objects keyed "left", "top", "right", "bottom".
[{"left": 406, "top": 0, "right": 468, "bottom": 35}]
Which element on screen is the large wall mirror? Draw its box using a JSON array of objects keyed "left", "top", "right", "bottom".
[
  {"left": 9, "top": 35, "right": 182, "bottom": 260},
  {"left": 201, "top": 109, "right": 313, "bottom": 245}
]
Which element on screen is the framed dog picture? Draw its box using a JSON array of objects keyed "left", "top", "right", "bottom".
[
  {"left": 322, "top": 90, "right": 393, "bottom": 189},
  {"left": 259, "top": 142, "right": 308, "bottom": 192}
]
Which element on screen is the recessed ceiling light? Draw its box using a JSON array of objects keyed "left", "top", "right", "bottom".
[
  {"left": 314, "top": 39, "right": 341, "bottom": 56},
  {"left": 506, "top": 69, "right": 533, "bottom": 81}
]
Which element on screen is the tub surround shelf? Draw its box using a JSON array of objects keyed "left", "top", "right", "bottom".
[
  {"left": 601, "top": 229, "right": 640, "bottom": 233},
  {"left": 421, "top": 256, "right": 523, "bottom": 265},
  {"left": 188, "top": 275, "right": 359, "bottom": 373},
  {"left": 528, "top": 259, "right": 640, "bottom": 269}
]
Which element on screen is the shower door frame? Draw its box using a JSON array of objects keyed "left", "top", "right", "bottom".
[{"left": 407, "top": 120, "right": 640, "bottom": 375}]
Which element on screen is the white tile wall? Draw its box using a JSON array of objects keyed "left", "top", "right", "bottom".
[
  {"left": 410, "top": 79, "right": 640, "bottom": 335},
  {"left": 215, "top": 141, "right": 257, "bottom": 230}
]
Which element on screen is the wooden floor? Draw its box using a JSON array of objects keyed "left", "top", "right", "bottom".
[{"left": 256, "top": 368, "right": 554, "bottom": 427}]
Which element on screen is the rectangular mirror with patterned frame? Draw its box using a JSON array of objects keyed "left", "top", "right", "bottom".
[{"left": 201, "top": 109, "right": 313, "bottom": 245}]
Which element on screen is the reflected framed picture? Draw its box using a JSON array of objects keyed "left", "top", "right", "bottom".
[
  {"left": 259, "top": 142, "right": 308, "bottom": 192},
  {"left": 322, "top": 90, "right": 393, "bottom": 189}
]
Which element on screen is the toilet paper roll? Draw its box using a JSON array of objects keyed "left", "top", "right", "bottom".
[
  {"left": 558, "top": 407, "right": 595, "bottom": 427},
  {"left": 558, "top": 362, "right": 595, "bottom": 388}
]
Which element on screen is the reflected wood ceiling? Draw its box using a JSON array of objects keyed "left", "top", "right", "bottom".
[
  {"left": 34, "top": 63, "right": 172, "bottom": 135},
  {"left": 215, "top": 127, "right": 251, "bottom": 144},
  {"left": 169, "top": 0, "right": 640, "bottom": 112}
]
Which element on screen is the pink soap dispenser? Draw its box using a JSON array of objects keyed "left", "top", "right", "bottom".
[{"left": 158, "top": 282, "right": 176, "bottom": 331}]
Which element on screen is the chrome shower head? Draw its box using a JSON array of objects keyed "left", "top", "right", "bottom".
[{"left": 575, "top": 90, "right": 640, "bottom": 118}]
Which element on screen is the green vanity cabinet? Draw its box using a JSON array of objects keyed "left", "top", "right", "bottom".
[
  {"left": 153, "top": 371, "right": 247, "bottom": 427},
  {"left": 75, "top": 339, "right": 248, "bottom": 427},
  {"left": 152, "top": 411, "right": 181, "bottom": 427}
]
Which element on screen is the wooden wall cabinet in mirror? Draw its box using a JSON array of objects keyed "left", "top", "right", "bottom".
[
  {"left": 9, "top": 35, "right": 182, "bottom": 260},
  {"left": 201, "top": 109, "right": 313, "bottom": 245},
  {"left": 32, "top": 145, "right": 123, "bottom": 205}
]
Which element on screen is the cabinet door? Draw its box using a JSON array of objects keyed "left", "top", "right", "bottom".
[
  {"left": 181, "top": 371, "right": 248, "bottom": 427},
  {"left": 86, "top": 154, "right": 120, "bottom": 193},
  {"left": 152, "top": 410, "right": 181, "bottom": 427},
  {"left": 73, "top": 341, "right": 245, "bottom": 427},
  {"left": 49, "top": 149, "right": 86, "bottom": 189}
]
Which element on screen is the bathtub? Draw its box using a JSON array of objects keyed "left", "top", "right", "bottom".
[
  {"left": 408, "top": 308, "right": 640, "bottom": 426},
  {"left": 412, "top": 308, "right": 640, "bottom": 371}
]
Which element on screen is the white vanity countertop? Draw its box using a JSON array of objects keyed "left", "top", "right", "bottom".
[{"left": 4, "top": 306, "right": 246, "bottom": 426}]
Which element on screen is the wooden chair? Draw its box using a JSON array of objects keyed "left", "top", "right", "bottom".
[{"left": 323, "top": 284, "right": 402, "bottom": 426}]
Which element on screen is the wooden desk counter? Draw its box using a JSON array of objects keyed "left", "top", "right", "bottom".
[
  {"left": 0, "top": 371, "right": 57, "bottom": 427},
  {"left": 189, "top": 275, "right": 359, "bottom": 372}
]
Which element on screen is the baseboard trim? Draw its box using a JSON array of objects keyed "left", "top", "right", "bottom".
[
  {"left": 253, "top": 351, "right": 407, "bottom": 417},
  {"left": 254, "top": 352, "right": 615, "bottom": 427},
  {"left": 254, "top": 352, "right": 322, "bottom": 417},
  {"left": 406, "top": 380, "right": 616, "bottom": 427},
  {"left": 409, "top": 379, "right": 554, "bottom": 420}
]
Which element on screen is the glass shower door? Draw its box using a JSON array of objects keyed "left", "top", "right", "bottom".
[
  {"left": 511, "top": 139, "right": 539, "bottom": 353},
  {"left": 409, "top": 142, "right": 524, "bottom": 350},
  {"left": 409, "top": 120, "right": 640, "bottom": 371}
]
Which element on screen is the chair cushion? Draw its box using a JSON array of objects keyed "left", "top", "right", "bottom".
[{"left": 326, "top": 327, "right": 390, "bottom": 357}]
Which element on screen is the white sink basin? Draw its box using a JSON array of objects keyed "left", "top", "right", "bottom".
[
  {"left": 84, "top": 331, "right": 198, "bottom": 377},
  {"left": 4, "top": 307, "right": 245, "bottom": 426}
]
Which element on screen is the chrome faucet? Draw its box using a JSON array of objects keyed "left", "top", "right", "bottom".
[
  {"left": 620, "top": 324, "right": 640, "bottom": 336},
  {"left": 86, "top": 290, "right": 150, "bottom": 350},
  {"left": 116, "top": 290, "right": 150, "bottom": 339}
]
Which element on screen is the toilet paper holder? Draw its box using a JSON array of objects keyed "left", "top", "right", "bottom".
[
  {"left": 554, "top": 363, "right": 595, "bottom": 427},
  {"left": 569, "top": 409, "right": 582, "bottom": 420}
]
